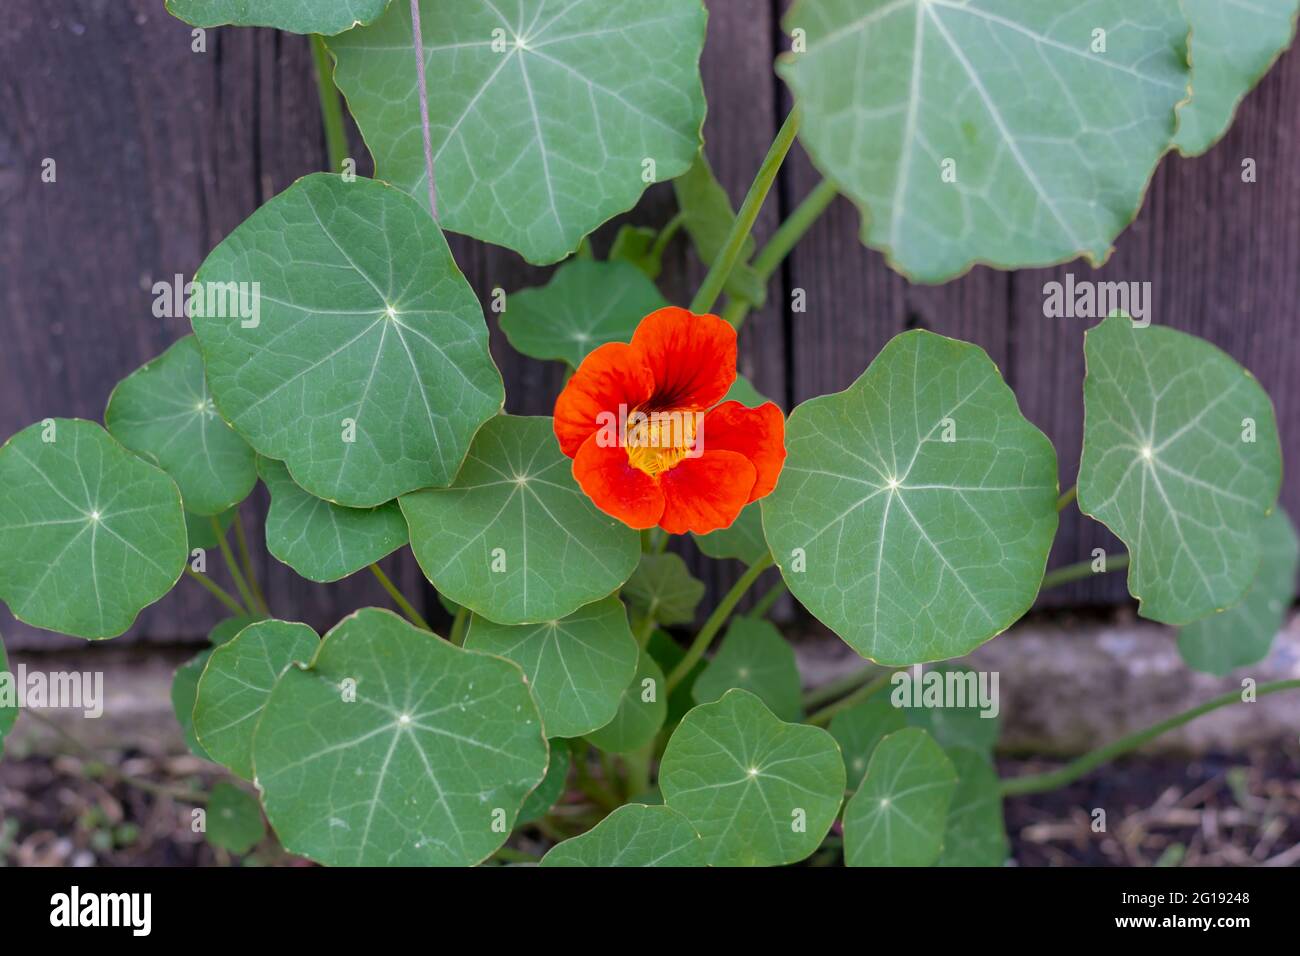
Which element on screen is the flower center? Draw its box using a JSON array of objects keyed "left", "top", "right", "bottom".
[{"left": 624, "top": 408, "right": 700, "bottom": 477}]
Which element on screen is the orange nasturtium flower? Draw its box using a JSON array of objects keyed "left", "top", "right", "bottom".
[{"left": 553, "top": 307, "right": 785, "bottom": 535}]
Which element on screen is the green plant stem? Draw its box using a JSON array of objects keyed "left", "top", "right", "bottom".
[
  {"left": 649, "top": 211, "right": 685, "bottom": 263},
  {"left": 624, "top": 745, "right": 652, "bottom": 799},
  {"left": 449, "top": 605, "right": 469, "bottom": 646},
  {"left": 689, "top": 109, "right": 801, "bottom": 316},
  {"left": 232, "top": 511, "right": 268, "bottom": 613},
  {"left": 211, "top": 517, "right": 259, "bottom": 613},
  {"left": 309, "top": 34, "right": 349, "bottom": 174},
  {"left": 721, "top": 177, "right": 839, "bottom": 328},
  {"left": 801, "top": 662, "right": 880, "bottom": 711},
  {"left": 1000, "top": 680, "right": 1300, "bottom": 796},
  {"left": 1055, "top": 485, "right": 1077, "bottom": 511},
  {"left": 1040, "top": 552, "right": 1129, "bottom": 591},
  {"left": 748, "top": 579, "right": 787, "bottom": 619},
  {"left": 665, "top": 554, "right": 773, "bottom": 693},
  {"left": 184, "top": 567, "right": 246, "bottom": 616},
  {"left": 368, "top": 563, "right": 431, "bottom": 631},
  {"left": 807, "top": 671, "right": 894, "bottom": 727}
]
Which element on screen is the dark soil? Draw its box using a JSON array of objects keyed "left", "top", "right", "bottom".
[{"left": 1, "top": 740, "right": 1296, "bottom": 866}]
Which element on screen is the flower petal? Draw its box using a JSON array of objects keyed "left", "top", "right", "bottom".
[
  {"left": 553, "top": 342, "right": 655, "bottom": 458},
  {"left": 572, "top": 432, "right": 665, "bottom": 529},
  {"left": 630, "top": 307, "right": 737, "bottom": 411},
  {"left": 701, "top": 401, "right": 787, "bottom": 502},
  {"left": 658, "top": 450, "right": 756, "bottom": 535}
]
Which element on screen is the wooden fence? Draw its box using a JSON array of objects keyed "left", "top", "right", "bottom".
[{"left": 2, "top": 1, "right": 1297, "bottom": 648}]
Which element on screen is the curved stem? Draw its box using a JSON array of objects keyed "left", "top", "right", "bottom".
[
  {"left": 1040, "top": 552, "right": 1128, "bottom": 591},
  {"left": 1055, "top": 485, "right": 1077, "bottom": 512},
  {"left": 748, "top": 579, "right": 787, "bottom": 620},
  {"left": 232, "top": 511, "right": 268, "bottom": 613},
  {"left": 665, "top": 554, "right": 773, "bottom": 693},
  {"left": 449, "top": 605, "right": 469, "bottom": 646},
  {"left": 211, "top": 517, "right": 259, "bottom": 613},
  {"left": 309, "top": 34, "right": 349, "bottom": 174},
  {"left": 184, "top": 567, "right": 246, "bottom": 616},
  {"left": 649, "top": 211, "right": 686, "bottom": 264},
  {"left": 369, "top": 563, "right": 431, "bottom": 631},
  {"left": 689, "top": 109, "right": 801, "bottom": 316},
  {"left": 801, "top": 662, "right": 879, "bottom": 711},
  {"left": 721, "top": 177, "right": 839, "bottom": 329},
  {"left": 807, "top": 671, "right": 894, "bottom": 727},
  {"left": 1001, "top": 680, "right": 1300, "bottom": 796}
]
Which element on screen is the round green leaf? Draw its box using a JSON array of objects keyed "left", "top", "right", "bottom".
[
  {"left": 105, "top": 335, "right": 256, "bottom": 516},
  {"left": 842, "top": 727, "right": 957, "bottom": 867},
  {"left": 937, "top": 746, "right": 1008, "bottom": 867},
  {"left": 499, "top": 258, "right": 668, "bottom": 367},
  {"left": 762, "top": 330, "right": 1058, "bottom": 664},
  {"left": 258, "top": 456, "right": 407, "bottom": 583},
  {"left": 254, "top": 608, "right": 548, "bottom": 866},
  {"left": 464, "top": 596, "right": 638, "bottom": 738},
  {"left": 691, "top": 617, "right": 802, "bottom": 722},
  {"left": 1078, "top": 315, "right": 1282, "bottom": 624},
  {"left": 190, "top": 173, "right": 504, "bottom": 508},
  {"left": 0, "top": 419, "right": 188, "bottom": 639},
  {"left": 583, "top": 650, "right": 666, "bottom": 754},
  {"left": 165, "top": 0, "right": 392, "bottom": 34},
  {"left": 1179, "top": 509, "right": 1299, "bottom": 676},
  {"left": 172, "top": 650, "right": 213, "bottom": 760},
  {"left": 195, "top": 620, "right": 320, "bottom": 779},
  {"left": 328, "top": 0, "right": 707, "bottom": 264},
  {"left": 205, "top": 782, "right": 266, "bottom": 855},
  {"left": 622, "top": 553, "right": 704, "bottom": 626},
  {"left": 1176, "top": 0, "right": 1300, "bottom": 156},
  {"left": 828, "top": 694, "right": 907, "bottom": 787},
  {"left": 540, "top": 803, "right": 704, "bottom": 867},
  {"left": 660, "top": 688, "right": 845, "bottom": 866},
  {"left": 778, "top": 0, "right": 1189, "bottom": 283},
  {"left": 518, "top": 741, "right": 570, "bottom": 825},
  {"left": 400, "top": 415, "right": 639, "bottom": 625},
  {"left": 694, "top": 502, "right": 769, "bottom": 565}
]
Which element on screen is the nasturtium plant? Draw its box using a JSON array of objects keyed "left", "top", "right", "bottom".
[
  {"left": 1078, "top": 315, "right": 1282, "bottom": 624},
  {"left": 191, "top": 173, "right": 504, "bottom": 508},
  {"left": 1175, "top": 0, "right": 1300, "bottom": 156},
  {"left": 0, "top": 419, "right": 188, "bottom": 639},
  {"left": 165, "top": 0, "right": 392, "bottom": 35},
  {"left": 258, "top": 456, "right": 407, "bottom": 583},
  {"left": 1178, "top": 509, "right": 1299, "bottom": 676},
  {"left": 253, "top": 609, "right": 548, "bottom": 866},
  {"left": 194, "top": 619, "right": 320, "bottom": 779},
  {"left": 328, "top": 0, "right": 708, "bottom": 263},
  {"left": 541, "top": 804, "right": 704, "bottom": 867},
  {"left": 1, "top": 0, "right": 1294, "bottom": 870},
  {"left": 499, "top": 258, "right": 669, "bottom": 368},
  {"left": 779, "top": 0, "right": 1191, "bottom": 282},
  {"left": 105, "top": 335, "right": 256, "bottom": 517},
  {"left": 463, "top": 596, "right": 639, "bottom": 739},
  {"left": 842, "top": 727, "right": 957, "bottom": 867},
  {"left": 400, "top": 415, "right": 640, "bottom": 624},
  {"left": 762, "top": 330, "right": 1059, "bottom": 665}
]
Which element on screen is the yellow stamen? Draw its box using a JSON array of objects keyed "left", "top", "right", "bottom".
[{"left": 625, "top": 408, "right": 700, "bottom": 477}]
